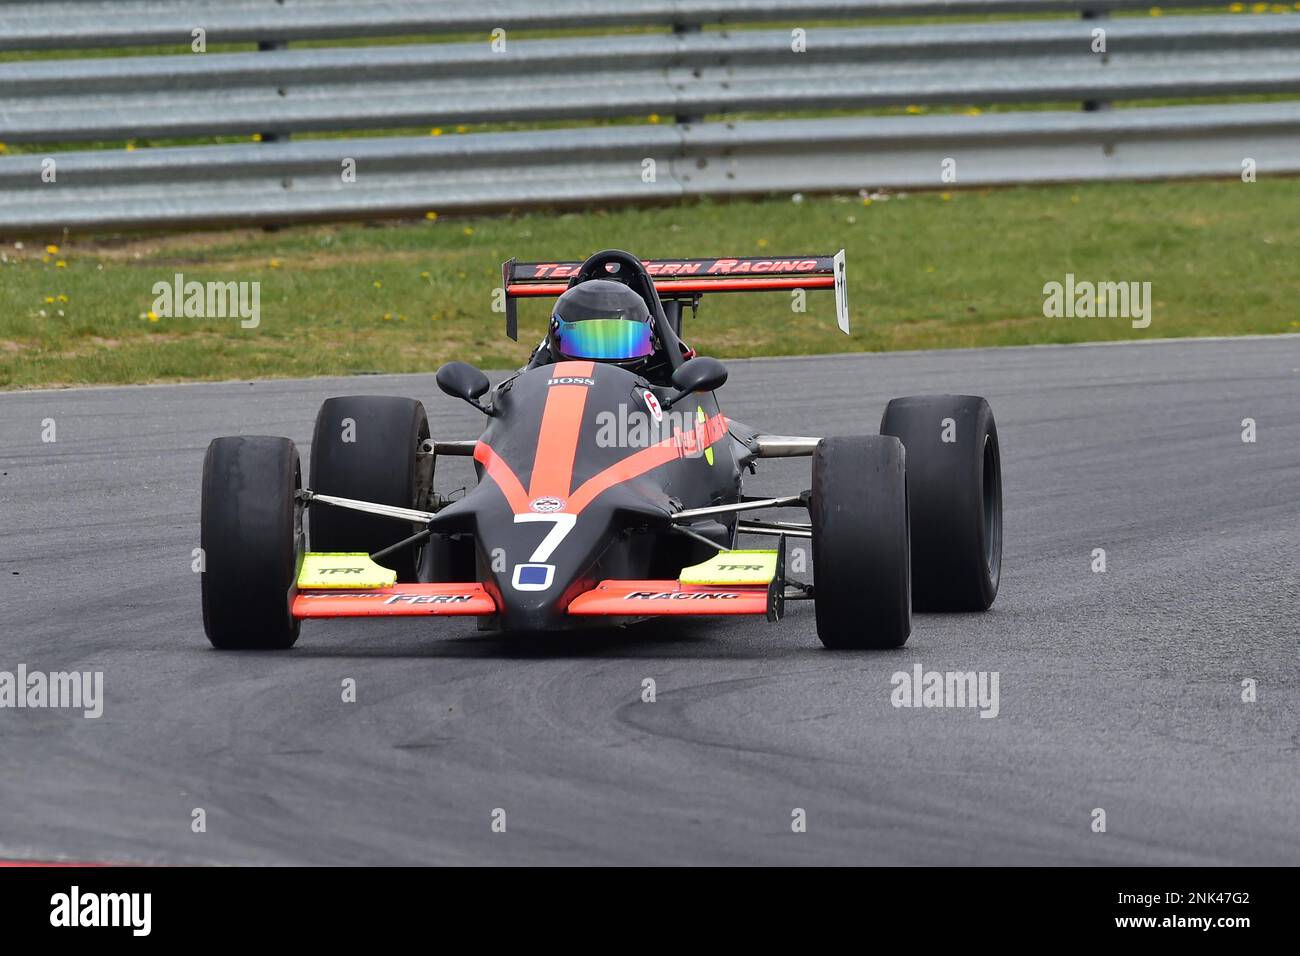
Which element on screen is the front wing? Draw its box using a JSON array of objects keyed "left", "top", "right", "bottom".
[{"left": 289, "top": 545, "right": 785, "bottom": 623}]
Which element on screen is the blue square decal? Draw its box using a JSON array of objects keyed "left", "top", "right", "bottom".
[{"left": 517, "top": 565, "right": 550, "bottom": 586}]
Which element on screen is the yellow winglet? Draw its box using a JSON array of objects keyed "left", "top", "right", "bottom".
[
  {"left": 297, "top": 552, "right": 397, "bottom": 590},
  {"left": 679, "top": 550, "right": 777, "bottom": 587}
]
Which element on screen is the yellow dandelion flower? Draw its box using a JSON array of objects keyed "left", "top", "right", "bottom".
[
  {"left": 57, "top": 294, "right": 68, "bottom": 303},
  {"left": 420, "top": 271, "right": 431, "bottom": 280},
  {"left": 45, "top": 244, "right": 59, "bottom": 255},
  {"left": 463, "top": 226, "right": 474, "bottom": 236},
  {"left": 455, "top": 125, "right": 467, "bottom": 134},
  {"left": 648, "top": 114, "right": 661, "bottom": 124},
  {"left": 373, "top": 280, "right": 382, "bottom": 289},
  {"left": 1149, "top": 6, "right": 1163, "bottom": 15},
  {"left": 44, "top": 296, "right": 54, "bottom": 304},
  {"left": 251, "top": 133, "right": 263, "bottom": 142},
  {"left": 757, "top": 238, "right": 769, "bottom": 248},
  {"left": 269, "top": 258, "right": 281, "bottom": 268},
  {"left": 940, "top": 192, "right": 952, "bottom": 200},
  {"left": 430, "top": 127, "right": 443, "bottom": 136},
  {"left": 862, "top": 198, "right": 873, "bottom": 206},
  {"left": 55, "top": 260, "right": 66, "bottom": 268},
  {"left": 147, "top": 310, "right": 159, "bottom": 321},
  {"left": 0, "top": 143, "right": 7, "bottom": 154},
  {"left": 125, "top": 141, "right": 137, "bottom": 151},
  {"left": 425, "top": 211, "right": 439, "bottom": 221}
]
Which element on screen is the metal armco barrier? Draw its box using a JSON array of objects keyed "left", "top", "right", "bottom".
[
  {"left": 0, "top": 1, "right": 1224, "bottom": 50},
  {"left": 0, "top": 1, "right": 1296, "bottom": 232}
]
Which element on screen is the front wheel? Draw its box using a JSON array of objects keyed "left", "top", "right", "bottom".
[
  {"left": 201, "top": 436, "right": 303, "bottom": 650},
  {"left": 309, "top": 395, "right": 430, "bottom": 581},
  {"left": 810, "top": 435, "right": 911, "bottom": 649},
  {"left": 880, "top": 394, "right": 1002, "bottom": 611}
]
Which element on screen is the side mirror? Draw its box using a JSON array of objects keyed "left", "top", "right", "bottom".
[
  {"left": 436, "top": 361, "right": 491, "bottom": 414},
  {"left": 664, "top": 356, "right": 728, "bottom": 408}
]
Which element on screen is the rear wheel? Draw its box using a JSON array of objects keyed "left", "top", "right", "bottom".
[
  {"left": 880, "top": 395, "right": 1002, "bottom": 611},
  {"left": 810, "top": 435, "right": 911, "bottom": 649},
  {"left": 309, "top": 396, "right": 430, "bottom": 582},
  {"left": 201, "top": 436, "right": 302, "bottom": 650}
]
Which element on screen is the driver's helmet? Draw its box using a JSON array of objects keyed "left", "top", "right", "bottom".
[{"left": 548, "top": 279, "right": 655, "bottom": 366}]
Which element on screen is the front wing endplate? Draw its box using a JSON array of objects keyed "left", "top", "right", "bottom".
[
  {"left": 297, "top": 552, "right": 396, "bottom": 590},
  {"left": 679, "top": 549, "right": 778, "bottom": 587}
]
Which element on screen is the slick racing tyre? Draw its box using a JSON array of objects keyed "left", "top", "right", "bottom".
[
  {"left": 201, "top": 436, "right": 303, "bottom": 650},
  {"left": 880, "top": 395, "right": 1002, "bottom": 612},
  {"left": 309, "top": 396, "right": 430, "bottom": 582},
  {"left": 810, "top": 435, "right": 912, "bottom": 649}
]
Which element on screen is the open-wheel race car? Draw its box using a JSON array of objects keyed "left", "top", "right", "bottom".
[{"left": 200, "top": 249, "right": 1002, "bottom": 650}]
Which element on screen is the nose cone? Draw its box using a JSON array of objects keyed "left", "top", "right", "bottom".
[
  {"left": 473, "top": 509, "right": 602, "bottom": 631},
  {"left": 443, "top": 482, "right": 669, "bottom": 632}
]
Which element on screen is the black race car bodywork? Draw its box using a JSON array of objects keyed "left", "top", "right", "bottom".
[
  {"left": 432, "top": 359, "right": 744, "bottom": 631},
  {"left": 201, "top": 249, "right": 1003, "bottom": 650}
]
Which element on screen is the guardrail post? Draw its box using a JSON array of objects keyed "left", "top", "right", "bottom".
[
  {"left": 1081, "top": 8, "right": 1111, "bottom": 112},
  {"left": 256, "top": 36, "right": 288, "bottom": 230},
  {"left": 672, "top": 20, "right": 702, "bottom": 126},
  {"left": 257, "top": 39, "right": 289, "bottom": 142}
]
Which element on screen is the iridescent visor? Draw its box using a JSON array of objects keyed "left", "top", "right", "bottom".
[{"left": 554, "top": 318, "right": 653, "bottom": 361}]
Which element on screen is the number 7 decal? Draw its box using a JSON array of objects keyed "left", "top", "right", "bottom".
[
  {"left": 514, "top": 513, "right": 576, "bottom": 561},
  {"left": 510, "top": 513, "right": 576, "bottom": 590}
]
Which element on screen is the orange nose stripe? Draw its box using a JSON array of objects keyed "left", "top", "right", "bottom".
[
  {"left": 473, "top": 440, "right": 531, "bottom": 515},
  {"left": 527, "top": 360, "right": 595, "bottom": 502},
  {"left": 566, "top": 412, "right": 729, "bottom": 514}
]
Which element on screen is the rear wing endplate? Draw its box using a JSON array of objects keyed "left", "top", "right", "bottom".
[{"left": 500, "top": 251, "right": 848, "bottom": 340}]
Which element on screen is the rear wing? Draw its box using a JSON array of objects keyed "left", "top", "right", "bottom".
[{"left": 501, "top": 251, "right": 848, "bottom": 340}]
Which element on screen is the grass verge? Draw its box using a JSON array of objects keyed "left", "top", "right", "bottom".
[{"left": 2, "top": 176, "right": 1297, "bottom": 389}]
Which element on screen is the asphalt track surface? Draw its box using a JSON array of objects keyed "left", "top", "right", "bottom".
[{"left": 1, "top": 336, "right": 1297, "bottom": 865}]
